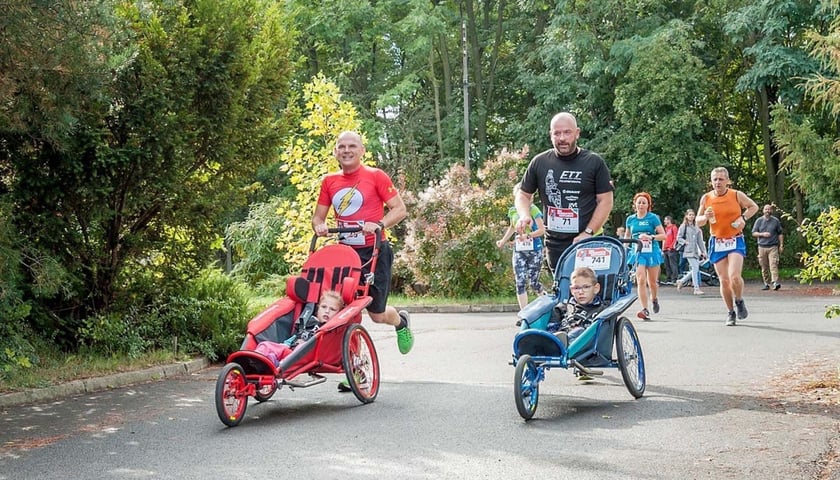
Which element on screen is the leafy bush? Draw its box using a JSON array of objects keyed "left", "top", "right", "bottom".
[
  {"left": 797, "top": 206, "right": 840, "bottom": 318},
  {"left": 164, "top": 269, "right": 251, "bottom": 360},
  {"left": 78, "top": 312, "right": 151, "bottom": 359},
  {"left": 77, "top": 268, "right": 251, "bottom": 360},
  {"left": 226, "top": 196, "right": 292, "bottom": 285},
  {"left": 0, "top": 201, "right": 37, "bottom": 375},
  {"left": 397, "top": 149, "right": 530, "bottom": 297}
]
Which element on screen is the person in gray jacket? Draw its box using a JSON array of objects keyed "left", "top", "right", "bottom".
[
  {"left": 751, "top": 204, "right": 784, "bottom": 290},
  {"left": 675, "top": 209, "right": 709, "bottom": 295}
]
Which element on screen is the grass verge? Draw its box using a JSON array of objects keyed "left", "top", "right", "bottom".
[{"left": 1, "top": 349, "right": 189, "bottom": 395}]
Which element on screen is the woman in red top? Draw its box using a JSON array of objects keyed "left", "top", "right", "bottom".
[{"left": 696, "top": 167, "right": 759, "bottom": 326}]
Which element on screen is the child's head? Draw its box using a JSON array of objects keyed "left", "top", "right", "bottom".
[
  {"left": 569, "top": 267, "right": 600, "bottom": 304},
  {"left": 317, "top": 290, "right": 344, "bottom": 323}
]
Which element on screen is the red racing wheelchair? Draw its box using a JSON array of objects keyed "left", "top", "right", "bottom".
[{"left": 215, "top": 227, "right": 381, "bottom": 427}]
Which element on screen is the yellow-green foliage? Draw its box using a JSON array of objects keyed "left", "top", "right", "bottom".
[
  {"left": 798, "top": 206, "right": 840, "bottom": 318},
  {"left": 275, "top": 74, "right": 371, "bottom": 268}
]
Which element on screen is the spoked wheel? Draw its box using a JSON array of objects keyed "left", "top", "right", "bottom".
[
  {"left": 704, "top": 276, "right": 720, "bottom": 287},
  {"left": 254, "top": 382, "right": 277, "bottom": 403},
  {"left": 615, "top": 317, "right": 646, "bottom": 398},
  {"left": 514, "top": 354, "right": 540, "bottom": 420},
  {"left": 341, "top": 323, "right": 380, "bottom": 404},
  {"left": 215, "top": 363, "right": 249, "bottom": 427}
]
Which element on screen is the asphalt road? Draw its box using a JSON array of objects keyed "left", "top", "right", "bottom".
[{"left": 1, "top": 284, "right": 838, "bottom": 480}]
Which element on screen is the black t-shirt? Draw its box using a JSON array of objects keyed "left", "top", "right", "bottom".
[{"left": 520, "top": 148, "right": 613, "bottom": 243}]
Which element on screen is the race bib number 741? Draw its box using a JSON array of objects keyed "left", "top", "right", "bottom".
[{"left": 574, "top": 247, "right": 612, "bottom": 271}]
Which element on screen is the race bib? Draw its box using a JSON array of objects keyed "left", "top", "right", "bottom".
[
  {"left": 715, "top": 237, "right": 737, "bottom": 252},
  {"left": 574, "top": 247, "right": 612, "bottom": 271},
  {"left": 338, "top": 220, "right": 366, "bottom": 246},
  {"left": 514, "top": 236, "right": 535, "bottom": 252},
  {"left": 640, "top": 238, "right": 653, "bottom": 253},
  {"left": 546, "top": 207, "right": 579, "bottom": 233}
]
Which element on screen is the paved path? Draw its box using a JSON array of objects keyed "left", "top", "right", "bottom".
[{"left": 0, "top": 281, "right": 837, "bottom": 479}]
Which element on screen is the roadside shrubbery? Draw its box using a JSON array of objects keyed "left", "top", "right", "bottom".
[
  {"left": 0, "top": 202, "right": 37, "bottom": 377},
  {"left": 798, "top": 206, "right": 840, "bottom": 318},
  {"left": 397, "top": 149, "right": 530, "bottom": 298},
  {"left": 77, "top": 269, "right": 251, "bottom": 361}
]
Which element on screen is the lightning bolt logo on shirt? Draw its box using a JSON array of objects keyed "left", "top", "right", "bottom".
[{"left": 333, "top": 184, "right": 363, "bottom": 216}]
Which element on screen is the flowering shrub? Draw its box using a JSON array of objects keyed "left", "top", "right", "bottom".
[{"left": 396, "top": 148, "right": 532, "bottom": 297}]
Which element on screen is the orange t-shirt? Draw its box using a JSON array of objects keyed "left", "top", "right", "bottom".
[{"left": 705, "top": 189, "right": 742, "bottom": 238}]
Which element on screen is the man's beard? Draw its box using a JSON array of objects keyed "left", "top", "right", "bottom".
[{"left": 554, "top": 141, "right": 577, "bottom": 155}]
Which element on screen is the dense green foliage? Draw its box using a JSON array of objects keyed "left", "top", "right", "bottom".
[{"left": 1, "top": 0, "right": 295, "bottom": 362}]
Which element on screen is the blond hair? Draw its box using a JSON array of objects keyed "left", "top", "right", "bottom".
[
  {"left": 571, "top": 267, "right": 597, "bottom": 284},
  {"left": 319, "top": 290, "right": 344, "bottom": 309}
]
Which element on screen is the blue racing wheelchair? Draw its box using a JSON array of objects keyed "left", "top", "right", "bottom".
[{"left": 511, "top": 236, "right": 646, "bottom": 420}]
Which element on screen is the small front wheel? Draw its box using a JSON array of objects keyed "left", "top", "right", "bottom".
[
  {"left": 254, "top": 382, "right": 277, "bottom": 403},
  {"left": 215, "top": 363, "right": 248, "bottom": 427},
  {"left": 615, "top": 317, "right": 646, "bottom": 398},
  {"left": 342, "top": 323, "right": 380, "bottom": 404},
  {"left": 514, "top": 354, "right": 540, "bottom": 420}
]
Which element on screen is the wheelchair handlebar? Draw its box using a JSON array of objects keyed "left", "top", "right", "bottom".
[{"left": 308, "top": 226, "right": 383, "bottom": 253}]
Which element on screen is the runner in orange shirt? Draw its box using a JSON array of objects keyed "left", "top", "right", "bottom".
[{"left": 696, "top": 167, "right": 759, "bottom": 326}]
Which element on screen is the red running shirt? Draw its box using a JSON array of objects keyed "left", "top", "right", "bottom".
[{"left": 317, "top": 165, "right": 398, "bottom": 247}]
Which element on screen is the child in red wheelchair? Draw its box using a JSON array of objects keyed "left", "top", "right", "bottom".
[{"left": 255, "top": 290, "right": 345, "bottom": 367}]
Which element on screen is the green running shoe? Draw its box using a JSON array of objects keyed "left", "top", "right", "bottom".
[{"left": 396, "top": 310, "right": 414, "bottom": 354}]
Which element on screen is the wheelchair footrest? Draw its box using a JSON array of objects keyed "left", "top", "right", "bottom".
[
  {"left": 282, "top": 373, "right": 327, "bottom": 389},
  {"left": 571, "top": 359, "right": 604, "bottom": 376}
]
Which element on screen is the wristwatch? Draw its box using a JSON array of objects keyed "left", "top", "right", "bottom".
[{"left": 584, "top": 227, "right": 594, "bottom": 235}]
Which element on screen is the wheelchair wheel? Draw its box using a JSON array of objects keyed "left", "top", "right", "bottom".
[
  {"left": 215, "top": 363, "right": 248, "bottom": 427},
  {"left": 341, "top": 323, "right": 380, "bottom": 404},
  {"left": 254, "top": 382, "right": 277, "bottom": 403},
  {"left": 514, "top": 354, "right": 539, "bottom": 420},
  {"left": 615, "top": 317, "right": 645, "bottom": 398}
]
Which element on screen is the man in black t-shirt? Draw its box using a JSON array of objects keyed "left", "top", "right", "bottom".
[{"left": 515, "top": 112, "right": 614, "bottom": 273}]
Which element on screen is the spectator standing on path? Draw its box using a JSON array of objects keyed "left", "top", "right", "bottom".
[
  {"left": 497, "top": 183, "right": 546, "bottom": 312},
  {"left": 662, "top": 215, "right": 680, "bottom": 285},
  {"left": 675, "top": 209, "right": 708, "bottom": 295},
  {"left": 515, "top": 112, "right": 614, "bottom": 274},
  {"left": 312, "top": 130, "right": 414, "bottom": 358},
  {"left": 696, "top": 167, "right": 759, "bottom": 326},
  {"left": 752, "top": 204, "right": 784, "bottom": 291},
  {"left": 624, "top": 192, "right": 666, "bottom": 321}
]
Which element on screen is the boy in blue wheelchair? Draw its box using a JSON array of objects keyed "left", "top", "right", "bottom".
[
  {"left": 511, "top": 236, "right": 646, "bottom": 420},
  {"left": 548, "top": 267, "right": 605, "bottom": 347}
]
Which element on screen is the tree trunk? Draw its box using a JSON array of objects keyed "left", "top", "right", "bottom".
[
  {"left": 429, "top": 49, "right": 445, "bottom": 162},
  {"left": 437, "top": 34, "right": 452, "bottom": 113},
  {"left": 757, "top": 85, "right": 784, "bottom": 207}
]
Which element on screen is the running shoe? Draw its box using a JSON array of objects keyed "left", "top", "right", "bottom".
[
  {"left": 652, "top": 298, "right": 660, "bottom": 314},
  {"left": 726, "top": 311, "right": 737, "bottom": 326},
  {"left": 773, "top": 282, "right": 781, "bottom": 291},
  {"left": 396, "top": 310, "right": 414, "bottom": 354},
  {"left": 637, "top": 309, "right": 650, "bottom": 321},
  {"left": 734, "top": 298, "right": 748, "bottom": 319}
]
